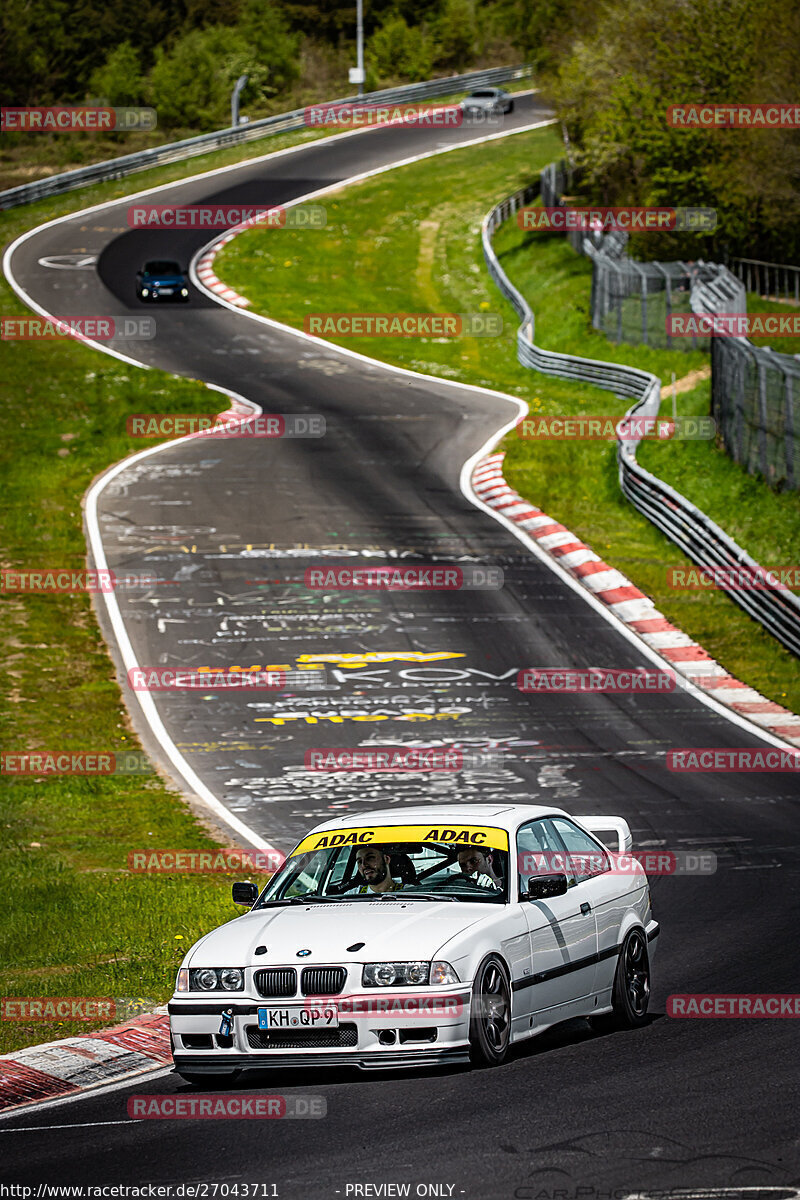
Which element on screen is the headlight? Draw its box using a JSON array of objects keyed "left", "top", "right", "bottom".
[
  {"left": 188, "top": 967, "right": 245, "bottom": 992},
  {"left": 362, "top": 961, "right": 430, "bottom": 987},
  {"left": 220, "top": 968, "right": 244, "bottom": 990},
  {"left": 180, "top": 287, "right": 189, "bottom": 296},
  {"left": 141, "top": 288, "right": 149, "bottom": 296},
  {"left": 195, "top": 968, "right": 219, "bottom": 991}
]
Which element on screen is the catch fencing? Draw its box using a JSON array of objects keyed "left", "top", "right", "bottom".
[
  {"left": 539, "top": 160, "right": 800, "bottom": 492},
  {"left": 482, "top": 171, "right": 800, "bottom": 657},
  {"left": 728, "top": 256, "right": 800, "bottom": 305}
]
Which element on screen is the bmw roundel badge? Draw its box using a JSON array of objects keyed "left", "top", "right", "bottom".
[{"left": 296, "top": 949, "right": 311, "bottom": 957}]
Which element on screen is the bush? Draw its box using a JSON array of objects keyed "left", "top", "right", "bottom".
[
  {"left": 367, "top": 14, "right": 434, "bottom": 82},
  {"left": 148, "top": 25, "right": 278, "bottom": 128},
  {"left": 89, "top": 42, "right": 146, "bottom": 107},
  {"left": 434, "top": 0, "right": 478, "bottom": 69}
]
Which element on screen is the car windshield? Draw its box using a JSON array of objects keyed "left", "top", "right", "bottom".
[
  {"left": 469, "top": 90, "right": 497, "bottom": 98},
  {"left": 143, "top": 260, "right": 182, "bottom": 275},
  {"left": 255, "top": 825, "right": 509, "bottom": 906}
]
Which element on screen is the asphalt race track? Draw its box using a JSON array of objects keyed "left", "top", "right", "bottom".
[{"left": 3, "top": 92, "right": 800, "bottom": 1197}]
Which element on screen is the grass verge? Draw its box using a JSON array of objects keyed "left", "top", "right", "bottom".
[
  {"left": 215, "top": 124, "right": 800, "bottom": 713},
  {"left": 0, "top": 206, "right": 262, "bottom": 1060},
  {"left": 0, "top": 95, "right": 539, "bottom": 1057}
]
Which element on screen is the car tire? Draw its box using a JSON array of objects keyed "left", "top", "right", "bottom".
[
  {"left": 507, "top": 99, "right": 515, "bottom": 113},
  {"left": 176, "top": 1070, "right": 241, "bottom": 1088},
  {"left": 468, "top": 954, "right": 511, "bottom": 1067},
  {"left": 592, "top": 927, "right": 651, "bottom": 1032}
]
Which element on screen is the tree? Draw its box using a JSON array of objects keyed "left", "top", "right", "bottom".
[
  {"left": 367, "top": 14, "right": 433, "bottom": 82},
  {"left": 238, "top": 0, "right": 301, "bottom": 93},
  {"left": 434, "top": 0, "right": 477, "bottom": 69},
  {"left": 89, "top": 42, "right": 146, "bottom": 106},
  {"left": 550, "top": 0, "right": 800, "bottom": 261}
]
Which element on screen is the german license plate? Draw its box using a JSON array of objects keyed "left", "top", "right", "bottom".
[
  {"left": 258, "top": 1005, "right": 338, "bottom": 1030},
  {"left": 158, "top": 287, "right": 174, "bottom": 295}
]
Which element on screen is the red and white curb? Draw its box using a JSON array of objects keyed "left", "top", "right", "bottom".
[
  {"left": 0, "top": 1012, "right": 171, "bottom": 1114},
  {"left": 195, "top": 230, "right": 251, "bottom": 308},
  {"left": 473, "top": 452, "right": 800, "bottom": 747}
]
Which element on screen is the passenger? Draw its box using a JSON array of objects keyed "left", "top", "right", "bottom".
[
  {"left": 457, "top": 845, "right": 501, "bottom": 888},
  {"left": 354, "top": 845, "right": 403, "bottom": 894}
]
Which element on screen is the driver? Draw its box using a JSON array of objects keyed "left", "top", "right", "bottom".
[
  {"left": 457, "top": 845, "right": 501, "bottom": 888},
  {"left": 354, "top": 845, "right": 403, "bottom": 894}
]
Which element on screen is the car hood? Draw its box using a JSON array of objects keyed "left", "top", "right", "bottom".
[
  {"left": 187, "top": 900, "right": 494, "bottom": 968},
  {"left": 463, "top": 96, "right": 495, "bottom": 107}
]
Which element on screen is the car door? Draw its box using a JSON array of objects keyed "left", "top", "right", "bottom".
[
  {"left": 516, "top": 819, "right": 599, "bottom": 1026},
  {"left": 549, "top": 816, "right": 637, "bottom": 999}
]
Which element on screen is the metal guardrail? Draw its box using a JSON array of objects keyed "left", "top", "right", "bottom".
[
  {"left": 481, "top": 176, "right": 800, "bottom": 658},
  {"left": 482, "top": 184, "right": 660, "bottom": 408},
  {"left": 0, "top": 65, "right": 531, "bottom": 212}
]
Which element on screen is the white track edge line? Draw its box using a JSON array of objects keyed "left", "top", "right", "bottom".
[
  {"left": 5, "top": 106, "right": 793, "bottom": 877},
  {"left": 1, "top": 116, "right": 560, "bottom": 857},
  {"left": 184, "top": 138, "right": 798, "bottom": 752}
]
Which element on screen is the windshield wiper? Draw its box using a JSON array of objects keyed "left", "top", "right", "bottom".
[{"left": 389, "top": 890, "right": 458, "bottom": 902}]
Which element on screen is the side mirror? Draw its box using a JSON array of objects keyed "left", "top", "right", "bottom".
[
  {"left": 527, "top": 873, "right": 568, "bottom": 900},
  {"left": 232, "top": 880, "right": 259, "bottom": 907}
]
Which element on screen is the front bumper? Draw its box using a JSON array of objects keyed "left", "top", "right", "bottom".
[
  {"left": 173, "top": 1048, "right": 470, "bottom": 1073},
  {"left": 169, "top": 987, "right": 472, "bottom": 1073}
]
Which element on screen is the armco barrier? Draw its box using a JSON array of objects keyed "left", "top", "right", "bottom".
[
  {"left": 481, "top": 175, "right": 800, "bottom": 659},
  {"left": 0, "top": 66, "right": 531, "bottom": 211}
]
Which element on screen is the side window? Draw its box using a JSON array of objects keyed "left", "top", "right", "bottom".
[
  {"left": 550, "top": 818, "right": 610, "bottom": 881},
  {"left": 516, "top": 820, "right": 562, "bottom": 897}
]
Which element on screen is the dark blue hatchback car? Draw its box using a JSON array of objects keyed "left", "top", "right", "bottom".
[{"left": 136, "top": 260, "right": 190, "bottom": 302}]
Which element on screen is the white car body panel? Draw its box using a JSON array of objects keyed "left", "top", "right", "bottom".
[{"left": 169, "top": 803, "right": 659, "bottom": 1073}]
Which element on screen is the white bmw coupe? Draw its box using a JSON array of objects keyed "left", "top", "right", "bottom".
[{"left": 169, "top": 804, "right": 659, "bottom": 1081}]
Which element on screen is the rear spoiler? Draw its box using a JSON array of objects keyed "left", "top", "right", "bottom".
[{"left": 575, "top": 816, "right": 632, "bottom": 853}]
